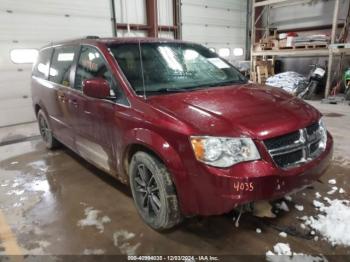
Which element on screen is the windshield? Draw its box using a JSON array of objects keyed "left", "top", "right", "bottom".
[{"left": 109, "top": 42, "right": 247, "bottom": 95}]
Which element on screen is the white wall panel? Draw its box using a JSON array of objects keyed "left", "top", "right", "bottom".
[
  {"left": 117, "top": 30, "right": 147, "bottom": 37},
  {"left": 158, "top": 0, "right": 174, "bottom": 26},
  {"left": 269, "top": 0, "right": 348, "bottom": 30},
  {"left": 181, "top": 0, "right": 247, "bottom": 63},
  {"left": 114, "top": 0, "right": 174, "bottom": 37},
  {"left": 0, "top": 0, "right": 112, "bottom": 127},
  {"left": 115, "top": 0, "right": 147, "bottom": 24},
  {"left": 159, "top": 31, "right": 175, "bottom": 39}
]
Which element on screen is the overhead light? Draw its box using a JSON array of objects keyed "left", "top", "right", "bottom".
[
  {"left": 233, "top": 48, "right": 244, "bottom": 56},
  {"left": 10, "top": 49, "right": 38, "bottom": 64},
  {"left": 218, "top": 48, "right": 230, "bottom": 57}
]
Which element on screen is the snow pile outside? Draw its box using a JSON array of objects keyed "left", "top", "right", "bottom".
[
  {"left": 77, "top": 207, "right": 111, "bottom": 233},
  {"left": 305, "top": 199, "right": 350, "bottom": 247},
  {"left": 266, "top": 243, "right": 325, "bottom": 262}
]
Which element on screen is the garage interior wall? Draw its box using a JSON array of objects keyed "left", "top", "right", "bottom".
[
  {"left": 0, "top": 0, "right": 113, "bottom": 127},
  {"left": 181, "top": 0, "right": 247, "bottom": 64},
  {"left": 267, "top": 0, "right": 350, "bottom": 75},
  {"left": 114, "top": 0, "right": 175, "bottom": 39},
  {"left": 0, "top": 0, "right": 248, "bottom": 127}
]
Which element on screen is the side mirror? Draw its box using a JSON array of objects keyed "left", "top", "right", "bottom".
[{"left": 82, "top": 78, "right": 110, "bottom": 99}]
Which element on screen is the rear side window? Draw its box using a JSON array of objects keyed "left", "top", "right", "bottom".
[
  {"left": 32, "top": 48, "right": 53, "bottom": 79},
  {"left": 49, "top": 46, "right": 77, "bottom": 87}
]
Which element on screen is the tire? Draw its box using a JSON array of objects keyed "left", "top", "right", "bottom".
[
  {"left": 345, "top": 88, "right": 350, "bottom": 101},
  {"left": 303, "top": 81, "right": 318, "bottom": 100},
  {"left": 37, "top": 110, "right": 60, "bottom": 149},
  {"left": 129, "top": 152, "right": 182, "bottom": 230}
]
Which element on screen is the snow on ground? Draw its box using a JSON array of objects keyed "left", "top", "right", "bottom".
[
  {"left": 23, "top": 240, "right": 51, "bottom": 255},
  {"left": 294, "top": 205, "right": 304, "bottom": 211},
  {"left": 313, "top": 200, "right": 324, "bottom": 208},
  {"left": 77, "top": 207, "right": 111, "bottom": 233},
  {"left": 284, "top": 195, "right": 292, "bottom": 202},
  {"left": 113, "top": 230, "right": 141, "bottom": 256},
  {"left": 279, "top": 232, "right": 287, "bottom": 238},
  {"left": 328, "top": 179, "right": 336, "bottom": 185},
  {"left": 305, "top": 199, "right": 350, "bottom": 247},
  {"left": 276, "top": 201, "right": 290, "bottom": 212},
  {"left": 266, "top": 243, "right": 326, "bottom": 262},
  {"left": 83, "top": 249, "right": 105, "bottom": 255},
  {"left": 326, "top": 187, "right": 338, "bottom": 195}
]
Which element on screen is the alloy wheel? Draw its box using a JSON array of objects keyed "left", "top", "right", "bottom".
[
  {"left": 134, "top": 164, "right": 161, "bottom": 218},
  {"left": 39, "top": 115, "right": 50, "bottom": 143}
]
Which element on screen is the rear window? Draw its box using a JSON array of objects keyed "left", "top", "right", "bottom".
[
  {"left": 49, "top": 46, "right": 77, "bottom": 87},
  {"left": 32, "top": 48, "right": 53, "bottom": 79}
]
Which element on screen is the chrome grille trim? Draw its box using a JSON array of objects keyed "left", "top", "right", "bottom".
[{"left": 264, "top": 122, "right": 326, "bottom": 169}]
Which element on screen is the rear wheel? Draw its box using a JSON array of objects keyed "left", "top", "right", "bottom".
[
  {"left": 37, "top": 110, "right": 60, "bottom": 149},
  {"left": 129, "top": 152, "right": 182, "bottom": 230}
]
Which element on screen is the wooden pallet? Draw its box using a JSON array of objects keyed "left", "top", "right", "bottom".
[
  {"left": 279, "top": 46, "right": 293, "bottom": 50},
  {"left": 294, "top": 43, "right": 328, "bottom": 49},
  {"left": 330, "top": 43, "right": 350, "bottom": 49}
]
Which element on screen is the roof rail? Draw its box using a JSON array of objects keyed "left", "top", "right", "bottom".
[{"left": 85, "top": 35, "right": 100, "bottom": 39}]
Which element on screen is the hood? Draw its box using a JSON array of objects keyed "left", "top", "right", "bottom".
[{"left": 146, "top": 84, "right": 321, "bottom": 140}]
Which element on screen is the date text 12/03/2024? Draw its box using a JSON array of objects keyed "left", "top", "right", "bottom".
[{"left": 127, "top": 255, "right": 220, "bottom": 261}]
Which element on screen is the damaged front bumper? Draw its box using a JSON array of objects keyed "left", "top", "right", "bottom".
[{"left": 177, "top": 134, "right": 333, "bottom": 216}]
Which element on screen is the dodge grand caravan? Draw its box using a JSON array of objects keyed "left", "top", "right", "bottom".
[{"left": 31, "top": 37, "right": 333, "bottom": 230}]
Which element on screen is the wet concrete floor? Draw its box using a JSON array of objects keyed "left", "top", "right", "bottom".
[{"left": 0, "top": 102, "right": 349, "bottom": 258}]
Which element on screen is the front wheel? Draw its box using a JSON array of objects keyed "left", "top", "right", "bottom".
[{"left": 129, "top": 152, "right": 182, "bottom": 230}]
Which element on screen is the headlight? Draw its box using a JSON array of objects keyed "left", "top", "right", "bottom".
[
  {"left": 319, "top": 117, "right": 327, "bottom": 150},
  {"left": 190, "top": 136, "right": 260, "bottom": 168}
]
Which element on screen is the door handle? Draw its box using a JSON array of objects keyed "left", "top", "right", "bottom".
[
  {"left": 69, "top": 99, "right": 78, "bottom": 108},
  {"left": 58, "top": 95, "right": 66, "bottom": 103}
]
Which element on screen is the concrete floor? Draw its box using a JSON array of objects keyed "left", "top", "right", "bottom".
[{"left": 0, "top": 101, "right": 349, "bottom": 259}]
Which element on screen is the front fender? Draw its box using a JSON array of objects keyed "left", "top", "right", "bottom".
[
  {"left": 121, "top": 128, "right": 200, "bottom": 215},
  {"left": 123, "top": 128, "right": 185, "bottom": 173}
]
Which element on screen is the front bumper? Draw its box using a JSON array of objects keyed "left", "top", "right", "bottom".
[{"left": 177, "top": 133, "right": 333, "bottom": 216}]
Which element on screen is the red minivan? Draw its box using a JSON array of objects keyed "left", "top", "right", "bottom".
[{"left": 31, "top": 37, "right": 333, "bottom": 230}]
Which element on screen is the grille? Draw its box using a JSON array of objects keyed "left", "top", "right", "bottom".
[
  {"left": 264, "top": 131, "right": 300, "bottom": 150},
  {"left": 274, "top": 150, "right": 303, "bottom": 167},
  {"left": 264, "top": 122, "right": 325, "bottom": 169},
  {"left": 306, "top": 122, "right": 319, "bottom": 136}
]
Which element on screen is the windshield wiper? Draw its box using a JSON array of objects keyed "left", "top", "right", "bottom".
[
  {"left": 135, "top": 80, "right": 247, "bottom": 95},
  {"left": 183, "top": 80, "right": 246, "bottom": 89},
  {"left": 210, "top": 80, "right": 246, "bottom": 87},
  {"left": 135, "top": 89, "right": 185, "bottom": 95}
]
